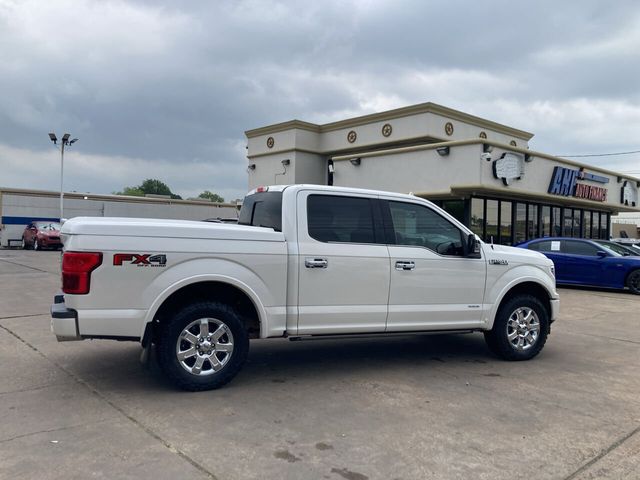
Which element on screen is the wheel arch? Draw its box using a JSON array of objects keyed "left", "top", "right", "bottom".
[
  {"left": 624, "top": 267, "right": 640, "bottom": 293},
  {"left": 489, "top": 280, "right": 554, "bottom": 331},
  {"left": 143, "top": 276, "right": 267, "bottom": 344}
]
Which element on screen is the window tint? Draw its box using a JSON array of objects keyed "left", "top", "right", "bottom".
[
  {"left": 389, "top": 201, "right": 464, "bottom": 256},
  {"left": 593, "top": 241, "right": 625, "bottom": 256},
  {"left": 307, "top": 195, "right": 376, "bottom": 243},
  {"left": 562, "top": 240, "right": 599, "bottom": 256},
  {"left": 528, "top": 240, "right": 553, "bottom": 252},
  {"left": 238, "top": 191, "right": 282, "bottom": 231}
]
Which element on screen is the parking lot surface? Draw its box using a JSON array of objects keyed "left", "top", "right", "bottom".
[{"left": 1, "top": 249, "right": 639, "bottom": 480}]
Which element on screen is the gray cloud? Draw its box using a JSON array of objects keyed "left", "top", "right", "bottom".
[{"left": 1, "top": 0, "right": 639, "bottom": 200}]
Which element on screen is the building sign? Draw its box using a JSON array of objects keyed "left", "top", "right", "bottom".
[
  {"left": 493, "top": 153, "right": 525, "bottom": 186},
  {"left": 548, "top": 166, "right": 609, "bottom": 202}
]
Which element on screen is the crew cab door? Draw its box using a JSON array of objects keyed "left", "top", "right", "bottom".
[
  {"left": 296, "top": 191, "right": 390, "bottom": 334},
  {"left": 382, "top": 199, "right": 486, "bottom": 331}
]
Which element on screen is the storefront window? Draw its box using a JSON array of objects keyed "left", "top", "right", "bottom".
[
  {"left": 551, "top": 207, "right": 562, "bottom": 236},
  {"left": 500, "top": 201, "right": 512, "bottom": 245},
  {"left": 441, "top": 200, "right": 465, "bottom": 223},
  {"left": 541, "top": 206, "right": 551, "bottom": 237},
  {"left": 584, "top": 211, "right": 592, "bottom": 238},
  {"left": 486, "top": 199, "right": 499, "bottom": 243},
  {"left": 467, "top": 197, "right": 603, "bottom": 242},
  {"left": 514, "top": 203, "right": 526, "bottom": 244},
  {"left": 573, "top": 210, "right": 582, "bottom": 238},
  {"left": 600, "top": 213, "right": 608, "bottom": 239},
  {"left": 528, "top": 204, "right": 539, "bottom": 239},
  {"left": 563, "top": 209, "right": 574, "bottom": 236},
  {"left": 470, "top": 198, "right": 484, "bottom": 238}
]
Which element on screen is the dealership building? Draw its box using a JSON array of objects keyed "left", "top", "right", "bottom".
[{"left": 245, "top": 102, "right": 640, "bottom": 244}]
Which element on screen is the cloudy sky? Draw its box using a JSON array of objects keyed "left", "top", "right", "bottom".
[{"left": 1, "top": 0, "right": 639, "bottom": 201}]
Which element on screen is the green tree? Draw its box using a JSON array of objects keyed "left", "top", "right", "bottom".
[
  {"left": 114, "top": 179, "right": 182, "bottom": 199},
  {"left": 198, "top": 190, "right": 225, "bottom": 203},
  {"left": 113, "top": 186, "right": 144, "bottom": 196}
]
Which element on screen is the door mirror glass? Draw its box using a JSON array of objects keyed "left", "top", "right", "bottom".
[{"left": 467, "top": 234, "right": 481, "bottom": 258}]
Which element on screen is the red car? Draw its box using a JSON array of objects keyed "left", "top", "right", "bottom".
[{"left": 22, "top": 221, "right": 63, "bottom": 250}]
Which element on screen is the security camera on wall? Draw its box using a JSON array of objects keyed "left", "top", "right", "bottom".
[{"left": 481, "top": 152, "right": 492, "bottom": 162}]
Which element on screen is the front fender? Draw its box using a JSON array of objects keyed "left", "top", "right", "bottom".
[
  {"left": 140, "top": 257, "right": 286, "bottom": 339},
  {"left": 485, "top": 265, "right": 558, "bottom": 330}
]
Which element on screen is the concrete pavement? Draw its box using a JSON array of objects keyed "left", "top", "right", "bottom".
[{"left": 1, "top": 249, "right": 639, "bottom": 479}]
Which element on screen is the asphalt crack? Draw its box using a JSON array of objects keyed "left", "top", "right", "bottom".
[
  {"left": 567, "top": 331, "right": 640, "bottom": 346},
  {"left": 0, "top": 420, "right": 109, "bottom": 444},
  {"left": 563, "top": 424, "right": 640, "bottom": 480},
  {"left": 0, "top": 258, "right": 53, "bottom": 274},
  {"left": 0, "top": 322, "right": 218, "bottom": 480}
]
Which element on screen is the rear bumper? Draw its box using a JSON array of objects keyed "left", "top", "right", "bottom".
[{"left": 50, "top": 293, "right": 81, "bottom": 341}]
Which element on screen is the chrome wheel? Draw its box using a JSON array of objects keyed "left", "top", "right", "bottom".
[
  {"left": 506, "top": 307, "right": 540, "bottom": 351},
  {"left": 175, "top": 318, "right": 234, "bottom": 376}
]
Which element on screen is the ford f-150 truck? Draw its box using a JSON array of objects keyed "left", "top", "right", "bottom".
[{"left": 51, "top": 185, "right": 559, "bottom": 391}]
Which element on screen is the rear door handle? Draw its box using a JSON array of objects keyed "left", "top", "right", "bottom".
[
  {"left": 395, "top": 260, "right": 415, "bottom": 271},
  {"left": 305, "top": 257, "right": 328, "bottom": 268}
]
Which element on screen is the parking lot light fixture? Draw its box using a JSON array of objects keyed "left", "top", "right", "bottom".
[{"left": 49, "top": 132, "right": 79, "bottom": 222}]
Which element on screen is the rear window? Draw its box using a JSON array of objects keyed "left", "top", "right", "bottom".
[
  {"left": 562, "top": 240, "right": 599, "bottom": 256},
  {"left": 528, "top": 240, "right": 552, "bottom": 252},
  {"left": 238, "top": 192, "right": 283, "bottom": 231}
]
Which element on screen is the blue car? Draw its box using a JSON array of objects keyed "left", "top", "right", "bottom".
[{"left": 517, "top": 237, "right": 640, "bottom": 294}]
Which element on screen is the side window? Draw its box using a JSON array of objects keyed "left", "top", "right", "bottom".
[
  {"left": 528, "top": 240, "right": 552, "bottom": 252},
  {"left": 307, "top": 195, "right": 376, "bottom": 244},
  {"left": 389, "top": 201, "right": 464, "bottom": 256},
  {"left": 562, "top": 240, "right": 599, "bottom": 256}
]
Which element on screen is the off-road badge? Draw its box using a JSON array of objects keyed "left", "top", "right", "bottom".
[{"left": 113, "top": 253, "right": 167, "bottom": 267}]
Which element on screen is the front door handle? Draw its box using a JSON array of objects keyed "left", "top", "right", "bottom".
[
  {"left": 395, "top": 260, "right": 415, "bottom": 271},
  {"left": 305, "top": 257, "right": 328, "bottom": 268}
]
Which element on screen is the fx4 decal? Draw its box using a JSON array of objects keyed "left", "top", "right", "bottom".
[{"left": 113, "top": 253, "right": 167, "bottom": 267}]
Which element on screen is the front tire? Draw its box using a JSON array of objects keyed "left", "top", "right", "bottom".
[
  {"left": 484, "top": 294, "right": 549, "bottom": 361},
  {"left": 156, "top": 301, "right": 249, "bottom": 391},
  {"left": 627, "top": 270, "right": 640, "bottom": 295},
  {"left": 33, "top": 238, "right": 39, "bottom": 251},
  {"left": 21, "top": 237, "right": 27, "bottom": 250}
]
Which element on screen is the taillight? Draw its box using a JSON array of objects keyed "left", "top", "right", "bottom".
[{"left": 62, "top": 252, "right": 102, "bottom": 295}]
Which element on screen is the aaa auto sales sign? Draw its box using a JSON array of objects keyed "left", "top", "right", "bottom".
[{"left": 548, "top": 166, "right": 609, "bottom": 202}]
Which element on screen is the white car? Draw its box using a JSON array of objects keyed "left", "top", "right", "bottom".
[{"left": 51, "top": 185, "right": 559, "bottom": 390}]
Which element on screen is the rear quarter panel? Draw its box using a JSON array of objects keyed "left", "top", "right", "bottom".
[{"left": 63, "top": 233, "right": 287, "bottom": 338}]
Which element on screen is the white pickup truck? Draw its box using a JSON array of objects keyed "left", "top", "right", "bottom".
[{"left": 51, "top": 185, "right": 559, "bottom": 391}]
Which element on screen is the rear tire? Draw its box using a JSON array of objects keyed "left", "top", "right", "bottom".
[
  {"left": 156, "top": 301, "right": 249, "bottom": 391},
  {"left": 484, "top": 294, "right": 549, "bottom": 361},
  {"left": 627, "top": 270, "right": 640, "bottom": 295}
]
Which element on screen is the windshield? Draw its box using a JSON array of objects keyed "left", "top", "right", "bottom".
[
  {"left": 36, "top": 222, "right": 61, "bottom": 231},
  {"left": 594, "top": 240, "right": 633, "bottom": 256}
]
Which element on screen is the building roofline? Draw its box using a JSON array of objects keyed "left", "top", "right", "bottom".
[
  {"left": 245, "top": 102, "right": 535, "bottom": 140},
  {"left": 331, "top": 138, "right": 640, "bottom": 183},
  {"left": 0, "top": 186, "right": 237, "bottom": 207}
]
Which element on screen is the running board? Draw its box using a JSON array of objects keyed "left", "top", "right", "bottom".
[{"left": 288, "top": 329, "right": 477, "bottom": 342}]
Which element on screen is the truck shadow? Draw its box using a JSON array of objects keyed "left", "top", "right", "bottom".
[
  {"left": 239, "top": 333, "right": 491, "bottom": 381},
  {"left": 68, "top": 332, "right": 542, "bottom": 393}
]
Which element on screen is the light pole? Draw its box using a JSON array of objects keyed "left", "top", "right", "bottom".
[{"left": 48, "top": 133, "right": 78, "bottom": 221}]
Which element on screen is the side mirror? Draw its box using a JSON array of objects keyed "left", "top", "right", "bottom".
[
  {"left": 466, "top": 233, "right": 482, "bottom": 258},
  {"left": 596, "top": 250, "right": 608, "bottom": 258}
]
